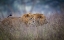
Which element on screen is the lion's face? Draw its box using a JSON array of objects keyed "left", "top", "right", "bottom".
[{"left": 32, "top": 14, "right": 48, "bottom": 26}]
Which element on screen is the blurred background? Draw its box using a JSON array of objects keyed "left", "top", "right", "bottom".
[
  {"left": 0, "top": 0, "right": 64, "bottom": 40},
  {"left": 0, "top": 0, "right": 64, "bottom": 20}
]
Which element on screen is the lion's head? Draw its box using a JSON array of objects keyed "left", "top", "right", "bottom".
[{"left": 21, "top": 13, "right": 48, "bottom": 27}]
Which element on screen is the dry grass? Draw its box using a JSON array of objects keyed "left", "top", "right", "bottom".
[{"left": 0, "top": 13, "right": 64, "bottom": 40}]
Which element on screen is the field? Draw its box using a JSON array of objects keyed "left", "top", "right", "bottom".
[{"left": 0, "top": 13, "right": 64, "bottom": 40}]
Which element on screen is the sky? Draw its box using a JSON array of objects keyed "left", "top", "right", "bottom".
[{"left": 0, "top": 0, "right": 64, "bottom": 19}]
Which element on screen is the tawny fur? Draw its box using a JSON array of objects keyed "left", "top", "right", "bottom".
[
  {"left": 32, "top": 14, "right": 47, "bottom": 26},
  {"left": 21, "top": 13, "right": 33, "bottom": 24}
]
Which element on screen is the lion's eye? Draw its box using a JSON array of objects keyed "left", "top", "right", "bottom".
[
  {"left": 38, "top": 16, "right": 42, "bottom": 18},
  {"left": 29, "top": 17, "right": 33, "bottom": 20},
  {"left": 30, "top": 18, "right": 32, "bottom": 19}
]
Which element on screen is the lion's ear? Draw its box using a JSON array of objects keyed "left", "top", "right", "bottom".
[{"left": 25, "top": 14, "right": 30, "bottom": 17}]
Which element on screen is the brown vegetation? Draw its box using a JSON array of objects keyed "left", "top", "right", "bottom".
[{"left": 0, "top": 13, "right": 64, "bottom": 40}]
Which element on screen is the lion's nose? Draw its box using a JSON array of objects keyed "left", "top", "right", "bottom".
[{"left": 32, "top": 20, "right": 35, "bottom": 23}]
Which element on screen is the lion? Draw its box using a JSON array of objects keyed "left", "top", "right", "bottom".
[
  {"left": 23, "top": 13, "right": 48, "bottom": 27},
  {"left": 0, "top": 13, "right": 48, "bottom": 40}
]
